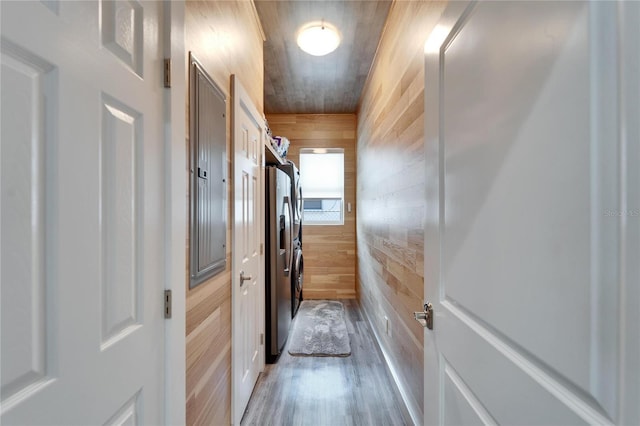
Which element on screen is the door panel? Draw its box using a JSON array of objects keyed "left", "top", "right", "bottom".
[
  {"left": 1, "top": 40, "right": 55, "bottom": 406},
  {"left": 100, "top": 95, "right": 143, "bottom": 349},
  {"left": 232, "top": 75, "right": 264, "bottom": 425},
  {"left": 1, "top": 1, "right": 166, "bottom": 424},
  {"left": 443, "top": 361, "right": 496, "bottom": 425},
  {"left": 441, "top": 1, "right": 592, "bottom": 393},
  {"left": 424, "top": 1, "right": 639, "bottom": 425}
]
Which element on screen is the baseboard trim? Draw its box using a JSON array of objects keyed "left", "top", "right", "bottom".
[{"left": 361, "top": 303, "right": 422, "bottom": 426}]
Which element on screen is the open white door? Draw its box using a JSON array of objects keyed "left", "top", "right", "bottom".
[
  {"left": 1, "top": 1, "right": 174, "bottom": 424},
  {"left": 231, "top": 75, "right": 264, "bottom": 425},
  {"left": 423, "top": 1, "right": 639, "bottom": 425}
]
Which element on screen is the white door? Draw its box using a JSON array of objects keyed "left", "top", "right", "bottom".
[
  {"left": 1, "top": 1, "right": 169, "bottom": 424},
  {"left": 231, "top": 75, "right": 264, "bottom": 425},
  {"left": 423, "top": 1, "right": 639, "bottom": 425}
]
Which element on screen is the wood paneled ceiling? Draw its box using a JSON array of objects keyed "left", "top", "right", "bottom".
[{"left": 254, "top": 0, "right": 392, "bottom": 114}]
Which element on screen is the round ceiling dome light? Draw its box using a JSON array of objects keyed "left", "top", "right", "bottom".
[{"left": 296, "top": 22, "right": 341, "bottom": 56}]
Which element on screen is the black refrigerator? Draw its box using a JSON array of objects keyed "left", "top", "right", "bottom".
[{"left": 265, "top": 166, "right": 293, "bottom": 362}]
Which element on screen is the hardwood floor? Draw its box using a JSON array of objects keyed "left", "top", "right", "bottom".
[{"left": 241, "top": 300, "right": 413, "bottom": 426}]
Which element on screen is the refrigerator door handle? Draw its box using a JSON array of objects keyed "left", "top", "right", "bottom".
[
  {"left": 298, "top": 187, "right": 303, "bottom": 221},
  {"left": 282, "top": 196, "right": 293, "bottom": 276}
]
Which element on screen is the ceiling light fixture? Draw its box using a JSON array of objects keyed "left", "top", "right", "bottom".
[{"left": 296, "top": 21, "right": 341, "bottom": 56}]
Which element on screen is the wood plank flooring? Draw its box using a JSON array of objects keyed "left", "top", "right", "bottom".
[{"left": 241, "top": 300, "right": 413, "bottom": 426}]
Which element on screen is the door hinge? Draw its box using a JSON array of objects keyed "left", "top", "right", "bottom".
[
  {"left": 164, "top": 290, "right": 172, "bottom": 319},
  {"left": 163, "top": 58, "right": 171, "bottom": 88},
  {"left": 260, "top": 243, "right": 264, "bottom": 255},
  {"left": 260, "top": 333, "right": 264, "bottom": 345}
]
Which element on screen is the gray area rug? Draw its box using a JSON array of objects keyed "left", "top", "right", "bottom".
[{"left": 288, "top": 300, "right": 351, "bottom": 357}]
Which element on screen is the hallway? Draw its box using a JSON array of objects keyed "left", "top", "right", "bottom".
[
  {"left": 241, "top": 300, "right": 412, "bottom": 425},
  {"left": 2, "top": 1, "right": 638, "bottom": 425}
]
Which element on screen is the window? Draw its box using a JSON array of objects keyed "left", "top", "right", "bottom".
[{"left": 299, "top": 148, "right": 344, "bottom": 225}]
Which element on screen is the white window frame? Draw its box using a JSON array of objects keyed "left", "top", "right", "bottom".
[{"left": 299, "top": 148, "right": 345, "bottom": 226}]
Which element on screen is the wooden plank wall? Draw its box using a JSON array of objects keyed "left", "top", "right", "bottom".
[
  {"left": 184, "top": 2, "right": 264, "bottom": 425},
  {"left": 356, "top": 1, "right": 447, "bottom": 420},
  {"left": 266, "top": 114, "right": 357, "bottom": 299}
]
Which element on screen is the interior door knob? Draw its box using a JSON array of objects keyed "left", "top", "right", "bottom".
[
  {"left": 240, "top": 271, "right": 252, "bottom": 286},
  {"left": 414, "top": 302, "right": 434, "bottom": 330}
]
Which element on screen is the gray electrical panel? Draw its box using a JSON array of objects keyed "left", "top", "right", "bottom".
[{"left": 189, "top": 53, "right": 227, "bottom": 288}]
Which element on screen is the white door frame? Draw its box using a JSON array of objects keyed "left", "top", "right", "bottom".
[{"left": 162, "top": 1, "right": 187, "bottom": 425}]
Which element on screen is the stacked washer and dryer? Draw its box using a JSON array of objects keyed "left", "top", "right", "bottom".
[
  {"left": 264, "top": 159, "right": 303, "bottom": 363},
  {"left": 279, "top": 161, "right": 304, "bottom": 317}
]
